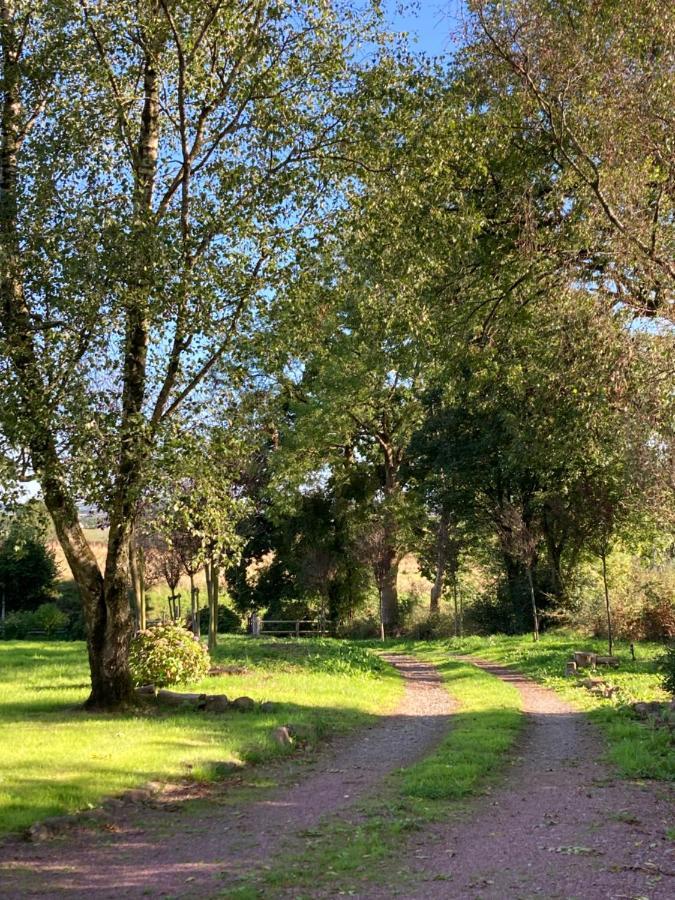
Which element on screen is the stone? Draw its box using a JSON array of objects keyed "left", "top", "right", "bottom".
[
  {"left": 231, "top": 696, "right": 255, "bottom": 712},
  {"left": 271, "top": 726, "right": 292, "bottom": 747},
  {"left": 286, "top": 723, "right": 314, "bottom": 743},
  {"left": 564, "top": 660, "right": 577, "bottom": 677},
  {"left": 573, "top": 651, "right": 597, "bottom": 668},
  {"left": 26, "top": 823, "right": 51, "bottom": 843},
  {"left": 203, "top": 695, "right": 230, "bottom": 713}
]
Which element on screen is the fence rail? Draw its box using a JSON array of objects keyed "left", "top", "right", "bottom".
[{"left": 256, "top": 619, "right": 328, "bottom": 638}]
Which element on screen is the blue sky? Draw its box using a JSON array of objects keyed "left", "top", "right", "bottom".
[{"left": 385, "top": 1, "right": 466, "bottom": 58}]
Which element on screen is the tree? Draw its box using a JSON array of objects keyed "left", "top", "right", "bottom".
[
  {"left": 495, "top": 502, "right": 540, "bottom": 642},
  {"left": 469, "top": 0, "right": 675, "bottom": 321},
  {"left": 0, "top": 501, "right": 58, "bottom": 615},
  {"left": 0, "top": 0, "right": 384, "bottom": 707}
]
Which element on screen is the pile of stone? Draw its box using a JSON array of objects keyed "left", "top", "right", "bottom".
[
  {"left": 564, "top": 650, "right": 620, "bottom": 676},
  {"left": 136, "top": 685, "right": 275, "bottom": 713}
]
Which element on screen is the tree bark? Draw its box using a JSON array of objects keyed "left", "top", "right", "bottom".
[
  {"left": 526, "top": 565, "right": 540, "bottom": 642},
  {"left": 430, "top": 510, "right": 450, "bottom": 615},
  {"left": 206, "top": 558, "right": 219, "bottom": 654},
  {"left": 379, "top": 438, "right": 401, "bottom": 633},
  {"left": 600, "top": 548, "right": 613, "bottom": 657},
  {"left": 189, "top": 572, "right": 199, "bottom": 637}
]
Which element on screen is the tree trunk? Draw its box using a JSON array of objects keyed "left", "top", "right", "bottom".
[
  {"left": 380, "top": 549, "right": 399, "bottom": 635},
  {"left": 600, "top": 549, "right": 613, "bottom": 657},
  {"left": 430, "top": 510, "right": 450, "bottom": 615},
  {"left": 206, "top": 559, "right": 219, "bottom": 654},
  {"left": 138, "top": 546, "right": 146, "bottom": 631},
  {"left": 526, "top": 566, "right": 540, "bottom": 642},
  {"left": 129, "top": 537, "right": 142, "bottom": 629},
  {"left": 189, "top": 573, "right": 199, "bottom": 637},
  {"left": 452, "top": 576, "right": 459, "bottom": 637}
]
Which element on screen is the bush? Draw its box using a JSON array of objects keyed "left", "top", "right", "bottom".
[
  {"left": 0, "top": 527, "right": 59, "bottom": 612},
  {"left": 198, "top": 603, "right": 241, "bottom": 634},
  {"left": 659, "top": 644, "right": 675, "bottom": 696},
  {"left": 2, "top": 609, "right": 35, "bottom": 639},
  {"left": 32, "top": 602, "right": 68, "bottom": 635},
  {"left": 1, "top": 602, "right": 68, "bottom": 639},
  {"left": 129, "top": 623, "right": 211, "bottom": 689}
]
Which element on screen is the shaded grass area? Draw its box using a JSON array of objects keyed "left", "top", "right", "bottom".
[
  {"left": 441, "top": 632, "right": 674, "bottom": 781},
  {"left": 229, "top": 654, "right": 522, "bottom": 898},
  {"left": 0, "top": 637, "right": 401, "bottom": 836}
]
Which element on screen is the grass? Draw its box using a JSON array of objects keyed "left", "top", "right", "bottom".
[
  {"left": 439, "top": 631, "right": 674, "bottom": 781},
  {"left": 233, "top": 650, "right": 522, "bottom": 897},
  {"left": 0, "top": 636, "right": 402, "bottom": 836}
]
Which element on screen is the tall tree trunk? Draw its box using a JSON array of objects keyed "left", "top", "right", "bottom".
[
  {"left": 430, "top": 510, "right": 450, "bottom": 615},
  {"left": 526, "top": 565, "right": 540, "bottom": 642},
  {"left": 138, "top": 546, "right": 146, "bottom": 631},
  {"left": 380, "top": 548, "right": 399, "bottom": 634},
  {"left": 129, "top": 536, "right": 142, "bottom": 629},
  {"left": 452, "top": 576, "right": 459, "bottom": 637},
  {"left": 0, "top": 8, "right": 123, "bottom": 706},
  {"left": 600, "top": 548, "right": 613, "bottom": 657},
  {"left": 189, "top": 573, "right": 199, "bottom": 637},
  {"left": 206, "top": 558, "right": 219, "bottom": 654}
]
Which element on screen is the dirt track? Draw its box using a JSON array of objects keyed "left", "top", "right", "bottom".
[
  {"left": 367, "top": 660, "right": 674, "bottom": 900},
  {"left": 0, "top": 654, "right": 454, "bottom": 898}
]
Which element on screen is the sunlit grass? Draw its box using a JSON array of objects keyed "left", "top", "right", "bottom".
[
  {"left": 0, "top": 637, "right": 402, "bottom": 836},
  {"left": 438, "top": 632, "right": 674, "bottom": 781}
]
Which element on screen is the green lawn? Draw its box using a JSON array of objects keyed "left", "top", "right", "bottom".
[
  {"left": 441, "top": 632, "right": 674, "bottom": 781},
  {"left": 0, "top": 637, "right": 402, "bottom": 836}
]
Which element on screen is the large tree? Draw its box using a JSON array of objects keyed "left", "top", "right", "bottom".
[
  {"left": 0, "top": 0, "right": 383, "bottom": 707},
  {"left": 468, "top": 0, "right": 675, "bottom": 321}
]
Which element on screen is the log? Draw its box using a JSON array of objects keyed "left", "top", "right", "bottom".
[
  {"left": 564, "top": 660, "right": 577, "bottom": 677},
  {"left": 595, "top": 655, "right": 620, "bottom": 668}
]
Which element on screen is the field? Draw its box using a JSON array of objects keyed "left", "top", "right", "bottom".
[{"left": 0, "top": 637, "right": 402, "bottom": 836}]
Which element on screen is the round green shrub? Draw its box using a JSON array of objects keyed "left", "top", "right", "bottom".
[
  {"left": 32, "top": 602, "right": 68, "bottom": 635},
  {"left": 129, "top": 623, "right": 211, "bottom": 689},
  {"left": 198, "top": 603, "right": 241, "bottom": 634},
  {"left": 659, "top": 644, "right": 675, "bottom": 696}
]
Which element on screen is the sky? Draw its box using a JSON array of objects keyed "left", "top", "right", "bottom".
[{"left": 384, "top": 1, "right": 466, "bottom": 59}]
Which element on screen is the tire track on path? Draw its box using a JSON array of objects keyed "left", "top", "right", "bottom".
[{"left": 368, "top": 658, "right": 674, "bottom": 900}]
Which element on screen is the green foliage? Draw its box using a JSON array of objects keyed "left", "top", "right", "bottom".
[
  {"left": 303, "top": 639, "right": 385, "bottom": 676},
  {"left": 197, "top": 604, "right": 241, "bottom": 635},
  {"left": 31, "top": 603, "right": 69, "bottom": 635},
  {"left": 659, "top": 645, "right": 675, "bottom": 696},
  {"left": 0, "top": 503, "right": 59, "bottom": 613},
  {"left": 128, "top": 624, "right": 211, "bottom": 689},
  {"left": 2, "top": 602, "right": 68, "bottom": 639}
]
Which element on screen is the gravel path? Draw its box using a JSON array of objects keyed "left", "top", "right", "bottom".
[
  {"left": 369, "top": 659, "right": 675, "bottom": 900},
  {"left": 0, "top": 654, "right": 454, "bottom": 898}
]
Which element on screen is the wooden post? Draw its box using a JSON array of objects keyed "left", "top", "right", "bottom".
[{"left": 295, "top": 620, "right": 300, "bottom": 638}]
